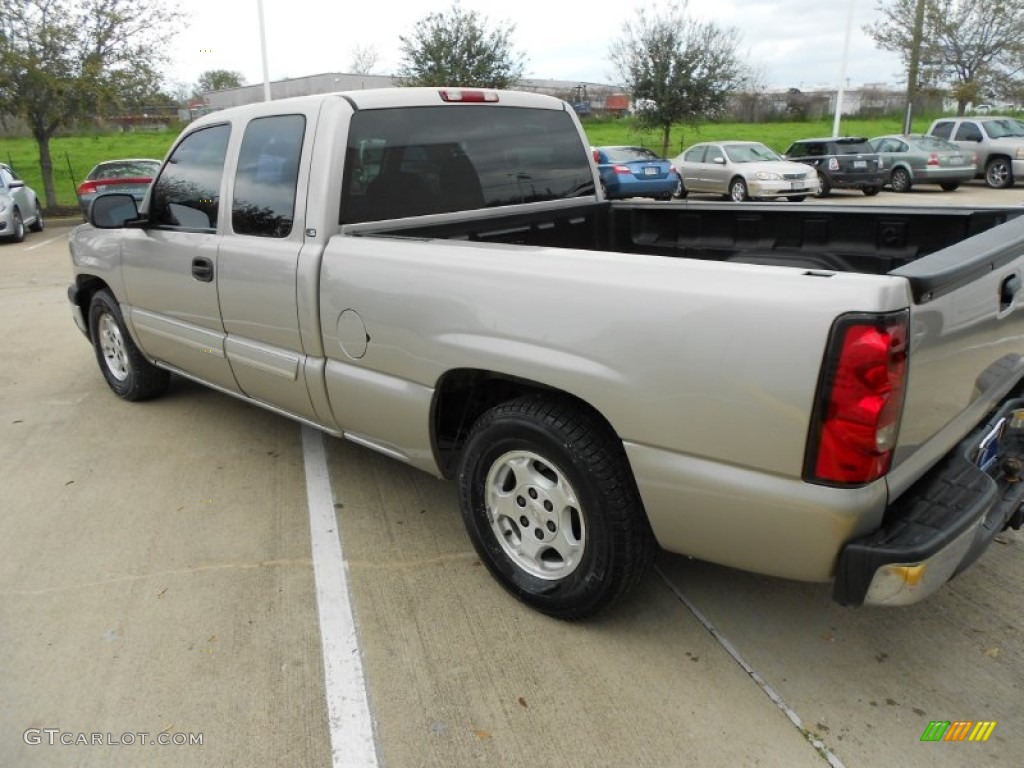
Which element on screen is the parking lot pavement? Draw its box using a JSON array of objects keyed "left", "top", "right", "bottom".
[{"left": 2, "top": 213, "right": 1022, "bottom": 767}]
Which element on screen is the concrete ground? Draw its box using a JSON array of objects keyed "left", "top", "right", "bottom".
[{"left": 2, "top": 186, "right": 1022, "bottom": 767}]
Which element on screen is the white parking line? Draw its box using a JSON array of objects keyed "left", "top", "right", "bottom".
[
  {"left": 24, "top": 232, "right": 69, "bottom": 251},
  {"left": 655, "top": 566, "right": 847, "bottom": 768},
  {"left": 302, "top": 426, "right": 379, "bottom": 768}
]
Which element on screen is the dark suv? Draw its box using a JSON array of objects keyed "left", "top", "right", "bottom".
[{"left": 782, "top": 137, "right": 886, "bottom": 197}]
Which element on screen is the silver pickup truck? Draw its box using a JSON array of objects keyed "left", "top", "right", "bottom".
[{"left": 68, "top": 88, "right": 1024, "bottom": 618}]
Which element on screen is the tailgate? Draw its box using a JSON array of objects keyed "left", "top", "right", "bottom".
[{"left": 888, "top": 212, "right": 1024, "bottom": 496}]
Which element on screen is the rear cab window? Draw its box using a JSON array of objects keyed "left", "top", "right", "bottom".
[{"left": 340, "top": 106, "right": 595, "bottom": 224}]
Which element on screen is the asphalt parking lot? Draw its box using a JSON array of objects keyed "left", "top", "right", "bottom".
[{"left": 2, "top": 184, "right": 1023, "bottom": 768}]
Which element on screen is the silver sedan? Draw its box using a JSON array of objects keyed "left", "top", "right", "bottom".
[
  {"left": 672, "top": 141, "right": 820, "bottom": 202},
  {"left": 0, "top": 163, "right": 44, "bottom": 243}
]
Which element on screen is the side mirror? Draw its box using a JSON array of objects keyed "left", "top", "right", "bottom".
[
  {"left": 713, "top": 157, "right": 726, "bottom": 165},
  {"left": 8, "top": 180, "right": 24, "bottom": 189},
  {"left": 90, "top": 193, "right": 142, "bottom": 229}
]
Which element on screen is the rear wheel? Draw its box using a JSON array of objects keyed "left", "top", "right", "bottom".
[
  {"left": 985, "top": 157, "right": 1013, "bottom": 189},
  {"left": 28, "top": 202, "right": 44, "bottom": 232},
  {"left": 815, "top": 173, "right": 831, "bottom": 198},
  {"left": 458, "top": 395, "right": 656, "bottom": 619},
  {"left": 729, "top": 177, "right": 749, "bottom": 202},
  {"left": 88, "top": 289, "right": 170, "bottom": 401},
  {"left": 787, "top": 196, "right": 806, "bottom": 202},
  {"left": 890, "top": 167, "right": 912, "bottom": 193},
  {"left": 862, "top": 186, "right": 881, "bottom": 196},
  {"left": 939, "top": 182, "right": 960, "bottom": 192}
]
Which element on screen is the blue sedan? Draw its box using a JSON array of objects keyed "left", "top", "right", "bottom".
[{"left": 593, "top": 146, "right": 679, "bottom": 200}]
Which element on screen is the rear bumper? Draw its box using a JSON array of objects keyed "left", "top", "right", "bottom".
[
  {"left": 828, "top": 171, "right": 886, "bottom": 189},
  {"left": 834, "top": 396, "right": 1024, "bottom": 606}
]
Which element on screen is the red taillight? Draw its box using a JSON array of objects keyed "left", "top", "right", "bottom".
[
  {"left": 927, "top": 153, "right": 939, "bottom": 166},
  {"left": 593, "top": 149, "right": 600, "bottom": 163},
  {"left": 807, "top": 311, "right": 909, "bottom": 485},
  {"left": 612, "top": 164, "right": 631, "bottom": 175},
  {"left": 77, "top": 180, "right": 100, "bottom": 195},
  {"left": 77, "top": 177, "right": 152, "bottom": 195},
  {"left": 438, "top": 88, "right": 499, "bottom": 103}
]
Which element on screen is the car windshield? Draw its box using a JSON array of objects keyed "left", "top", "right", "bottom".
[
  {"left": 724, "top": 144, "right": 780, "bottom": 163},
  {"left": 89, "top": 161, "right": 161, "bottom": 180},
  {"left": 601, "top": 147, "right": 661, "bottom": 163},
  {"left": 983, "top": 120, "right": 1024, "bottom": 139}
]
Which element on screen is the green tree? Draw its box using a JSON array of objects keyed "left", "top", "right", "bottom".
[
  {"left": 396, "top": 2, "right": 525, "bottom": 88},
  {"left": 195, "top": 69, "right": 245, "bottom": 95},
  {"left": 868, "top": 0, "right": 1024, "bottom": 114},
  {"left": 0, "top": 0, "right": 182, "bottom": 207},
  {"left": 609, "top": 2, "right": 743, "bottom": 157}
]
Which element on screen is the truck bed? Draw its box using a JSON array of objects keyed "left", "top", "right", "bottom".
[{"left": 347, "top": 199, "right": 1023, "bottom": 281}]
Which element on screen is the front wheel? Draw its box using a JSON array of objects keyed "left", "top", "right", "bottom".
[
  {"left": 458, "top": 396, "right": 656, "bottom": 619},
  {"left": 88, "top": 289, "right": 170, "bottom": 401},
  {"left": 787, "top": 196, "right": 806, "bottom": 202},
  {"left": 862, "top": 186, "right": 881, "bottom": 196},
  {"left": 985, "top": 158, "right": 1014, "bottom": 189},
  {"left": 729, "top": 177, "right": 749, "bottom": 202},
  {"left": 939, "top": 182, "right": 960, "bottom": 192},
  {"left": 673, "top": 179, "right": 688, "bottom": 199},
  {"left": 890, "top": 167, "right": 912, "bottom": 193},
  {"left": 8, "top": 209, "right": 25, "bottom": 243}
]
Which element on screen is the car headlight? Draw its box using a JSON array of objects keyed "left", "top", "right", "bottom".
[{"left": 754, "top": 172, "right": 782, "bottom": 181}]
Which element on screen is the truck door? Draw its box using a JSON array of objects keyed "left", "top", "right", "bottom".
[
  {"left": 216, "top": 112, "right": 319, "bottom": 422},
  {"left": 121, "top": 123, "right": 241, "bottom": 393}
]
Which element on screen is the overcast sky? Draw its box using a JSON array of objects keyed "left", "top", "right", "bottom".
[{"left": 166, "top": 0, "right": 906, "bottom": 92}]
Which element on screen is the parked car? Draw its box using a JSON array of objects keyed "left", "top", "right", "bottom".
[
  {"left": 0, "top": 163, "right": 44, "bottom": 243},
  {"left": 927, "top": 116, "right": 1024, "bottom": 188},
  {"left": 592, "top": 146, "right": 678, "bottom": 201},
  {"left": 76, "top": 158, "right": 161, "bottom": 219},
  {"left": 782, "top": 137, "right": 885, "bottom": 197},
  {"left": 671, "top": 141, "right": 820, "bottom": 202},
  {"left": 868, "top": 134, "right": 977, "bottom": 192}
]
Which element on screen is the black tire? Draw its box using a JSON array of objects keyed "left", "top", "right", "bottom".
[
  {"left": 862, "top": 186, "right": 881, "bottom": 196},
  {"left": 88, "top": 289, "right": 170, "bottom": 401},
  {"left": 8, "top": 208, "right": 25, "bottom": 243},
  {"left": 673, "top": 179, "right": 688, "bottom": 199},
  {"left": 815, "top": 173, "right": 831, "bottom": 198},
  {"left": 985, "top": 157, "right": 1014, "bottom": 189},
  {"left": 729, "top": 177, "right": 749, "bottom": 202},
  {"left": 458, "top": 395, "right": 656, "bottom": 619},
  {"left": 939, "top": 182, "right": 960, "bottom": 192},
  {"left": 890, "top": 167, "right": 912, "bottom": 193},
  {"left": 787, "top": 196, "right": 806, "bottom": 202},
  {"left": 28, "top": 201, "right": 44, "bottom": 232}
]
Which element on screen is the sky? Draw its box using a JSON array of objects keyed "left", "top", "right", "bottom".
[{"left": 166, "top": 0, "right": 907, "bottom": 93}]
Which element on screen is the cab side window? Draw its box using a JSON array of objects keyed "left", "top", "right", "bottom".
[
  {"left": 150, "top": 124, "right": 230, "bottom": 231},
  {"left": 954, "top": 122, "right": 983, "bottom": 142},
  {"left": 930, "top": 121, "right": 953, "bottom": 140},
  {"left": 232, "top": 115, "right": 305, "bottom": 238}
]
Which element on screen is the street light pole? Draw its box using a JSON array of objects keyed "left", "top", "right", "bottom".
[
  {"left": 257, "top": 0, "right": 272, "bottom": 101},
  {"left": 832, "top": 0, "right": 856, "bottom": 137}
]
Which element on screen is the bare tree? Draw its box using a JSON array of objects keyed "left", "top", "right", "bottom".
[
  {"left": 868, "top": 0, "right": 1024, "bottom": 114},
  {"left": 609, "top": 1, "right": 743, "bottom": 157},
  {"left": 349, "top": 45, "right": 381, "bottom": 75},
  {"left": 397, "top": 2, "right": 525, "bottom": 88},
  {"left": 0, "top": 0, "right": 182, "bottom": 207}
]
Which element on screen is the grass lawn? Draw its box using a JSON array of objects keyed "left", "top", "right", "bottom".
[
  {"left": 1, "top": 114, "right": 951, "bottom": 211},
  {"left": 0, "top": 130, "right": 181, "bottom": 211}
]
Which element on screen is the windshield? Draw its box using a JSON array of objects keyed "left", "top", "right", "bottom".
[
  {"left": 984, "top": 119, "right": 1024, "bottom": 139},
  {"left": 724, "top": 143, "right": 780, "bottom": 163}
]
